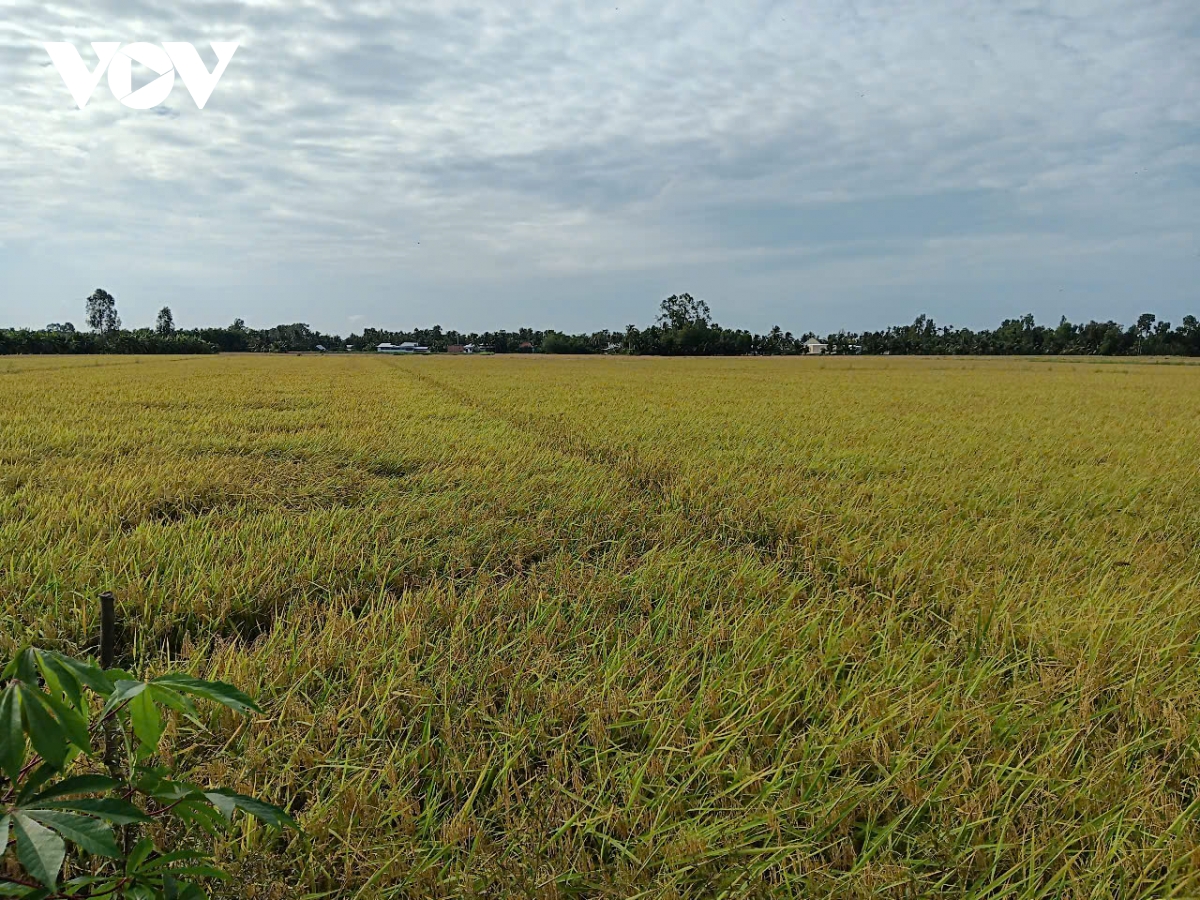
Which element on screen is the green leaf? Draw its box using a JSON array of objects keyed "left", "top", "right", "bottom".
[
  {"left": 33, "top": 689, "right": 90, "bottom": 755},
  {"left": 16, "top": 764, "right": 60, "bottom": 806},
  {"left": 4, "top": 649, "right": 39, "bottom": 686},
  {"left": 0, "top": 685, "right": 24, "bottom": 781},
  {"left": 129, "top": 687, "right": 163, "bottom": 754},
  {"left": 25, "top": 810, "right": 119, "bottom": 858},
  {"left": 0, "top": 814, "right": 10, "bottom": 852},
  {"left": 149, "top": 685, "right": 200, "bottom": 721},
  {"left": 161, "top": 873, "right": 223, "bottom": 900},
  {"left": 171, "top": 799, "right": 226, "bottom": 834},
  {"left": 60, "top": 874, "right": 123, "bottom": 894},
  {"left": 17, "top": 685, "right": 68, "bottom": 770},
  {"left": 202, "top": 791, "right": 236, "bottom": 821},
  {"left": 100, "top": 680, "right": 147, "bottom": 717},
  {"left": 12, "top": 813, "right": 65, "bottom": 889},
  {"left": 37, "top": 798, "right": 150, "bottom": 825},
  {"left": 202, "top": 789, "right": 297, "bottom": 830},
  {"left": 126, "top": 836, "right": 156, "bottom": 873},
  {"left": 151, "top": 675, "right": 260, "bottom": 715},
  {"left": 30, "top": 774, "right": 120, "bottom": 803},
  {"left": 48, "top": 654, "right": 114, "bottom": 697},
  {"left": 0, "top": 887, "right": 51, "bottom": 900},
  {"left": 34, "top": 653, "right": 81, "bottom": 712},
  {"left": 132, "top": 773, "right": 202, "bottom": 805}
]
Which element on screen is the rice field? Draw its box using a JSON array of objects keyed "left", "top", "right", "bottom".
[{"left": 2, "top": 353, "right": 1200, "bottom": 899}]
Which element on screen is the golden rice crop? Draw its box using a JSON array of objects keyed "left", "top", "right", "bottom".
[{"left": 2, "top": 353, "right": 1199, "bottom": 899}]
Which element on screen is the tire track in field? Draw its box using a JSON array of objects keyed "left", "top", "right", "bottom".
[
  {"left": 392, "top": 363, "right": 907, "bottom": 608},
  {"left": 0, "top": 356, "right": 217, "bottom": 377},
  {"left": 401, "top": 364, "right": 677, "bottom": 495}
]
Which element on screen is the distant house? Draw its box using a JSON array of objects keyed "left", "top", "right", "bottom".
[
  {"left": 518, "top": 341, "right": 535, "bottom": 353},
  {"left": 463, "top": 343, "right": 477, "bottom": 354},
  {"left": 377, "top": 342, "right": 430, "bottom": 354},
  {"left": 446, "top": 345, "right": 466, "bottom": 354},
  {"left": 315, "top": 345, "right": 327, "bottom": 353},
  {"left": 345, "top": 344, "right": 354, "bottom": 352},
  {"left": 604, "top": 343, "right": 621, "bottom": 353},
  {"left": 804, "top": 338, "right": 829, "bottom": 356}
]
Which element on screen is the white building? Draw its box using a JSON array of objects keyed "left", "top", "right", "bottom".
[
  {"left": 377, "top": 342, "right": 430, "bottom": 354},
  {"left": 805, "top": 338, "right": 829, "bottom": 355}
]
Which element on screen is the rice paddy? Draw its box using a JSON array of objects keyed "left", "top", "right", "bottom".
[{"left": 3, "top": 353, "right": 1200, "bottom": 898}]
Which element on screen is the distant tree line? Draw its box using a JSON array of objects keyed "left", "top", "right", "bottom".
[
  {"left": 827, "top": 312, "right": 1200, "bottom": 357},
  {"left": 2, "top": 290, "right": 1198, "bottom": 357},
  {"left": 1, "top": 291, "right": 218, "bottom": 354},
  {"left": 0, "top": 328, "right": 219, "bottom": 355}
]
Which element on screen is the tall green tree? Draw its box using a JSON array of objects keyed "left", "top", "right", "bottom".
[
  {"left": 155, "top": 307, "right": 175, "bottom": 336},
  {"left": 1136, "top": 312, "right": 1156, "bottom": 354},
  {"left": 657, "top": 293, "right": 712, "bottom": 330},
  {"left": 85, "top": 289, "right": 121, "bottom": 334}
]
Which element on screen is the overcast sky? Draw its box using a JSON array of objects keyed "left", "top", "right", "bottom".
[{"left": 0, "top": 0, "right": 1197, "bottom": 336}]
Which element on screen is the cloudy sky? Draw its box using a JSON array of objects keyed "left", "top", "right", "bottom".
[{"left": 0, "top": 0, "right": 1197, "bottom": 336}]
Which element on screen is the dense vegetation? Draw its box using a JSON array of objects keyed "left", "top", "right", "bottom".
[
  {"left": 0, "top": 328, "right": 218, "bottom": 355},
  {"left": 4, "top": 291, "right": 1199, "bottom": 356},
  {"left": 844, "top": 311, "right": 1200, "bottom": 357},
  {"left": 0, "top": 644, "right": 296, "bottom": 898},
  {"left": 3, "top": 354, "right": 1198, "bottom": 898}
]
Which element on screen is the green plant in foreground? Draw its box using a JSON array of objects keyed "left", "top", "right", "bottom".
[{"left": 1, "top": 647, "right": 296, "bottom": 899}]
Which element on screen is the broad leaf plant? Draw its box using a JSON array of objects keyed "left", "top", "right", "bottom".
[{"left": 1, "top": 648, "right": 295, "bottom": 899}]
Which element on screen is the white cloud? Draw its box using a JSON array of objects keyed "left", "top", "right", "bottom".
[{"left": 0, "top": 0, "right": 1196, "bottom": 332}]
